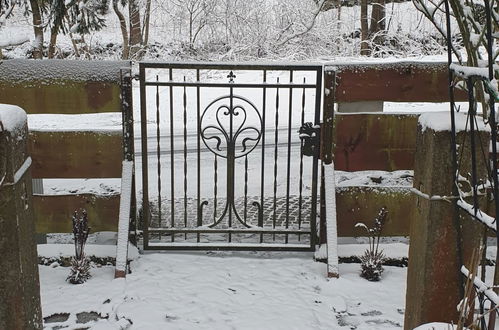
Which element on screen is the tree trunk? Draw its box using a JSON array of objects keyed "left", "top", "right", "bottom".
[
  {"left": 113, "top": 0, "right": 129, "bottom": 59},
  {"left": 128, "top": 0, "right": 143, "bottom": 59},
  {"left": 369, "top": 0, "right": 385, "bottom": 35},
  {"left": 369, "top": 0, "right": 386, "bottom": 49},
  {"left": 29, "top": 0, "right": 44, "bottom": 59},
  {"left": 48, "top": 29, "right": 58, "bottom": 59},
  {"left": 360, "top": 0, "right": 370, "bottom": 55},
  {"left": 142, "top": 0, "right": 152, "bottom": 46}
]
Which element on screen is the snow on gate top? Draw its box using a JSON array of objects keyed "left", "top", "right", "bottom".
[
  {"left": 0, "top": 59, "right": 129, "bottom": 84},
  {"left": 0, "top": 104, "right": 27, "bottom": 132}
]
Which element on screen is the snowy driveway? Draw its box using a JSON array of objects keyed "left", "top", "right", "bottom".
[{"left": 40, "top": 252, "right": 406, "bottom": 329}]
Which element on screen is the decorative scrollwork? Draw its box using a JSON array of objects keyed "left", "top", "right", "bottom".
[{"left": 200, "top": 95, "right": 262, "bottom": 159}]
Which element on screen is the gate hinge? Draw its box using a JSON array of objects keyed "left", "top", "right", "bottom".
[{"left": 298, "top": 122, "right": 320, "bottom": 157}]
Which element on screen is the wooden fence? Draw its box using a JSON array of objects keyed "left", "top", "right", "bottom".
[
  {"left": 0, "top": 60, "right": 462, "bottom": 236},
  {"left": 0, "top": 59, "right": 130, "bottom": 234}
]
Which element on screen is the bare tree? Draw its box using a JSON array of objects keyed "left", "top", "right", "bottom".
[
  {"left": 128, "top": 0, "right": 142, "bottom": 57},
  {"left": 29, "top": 0, "right": 44, "bottom": 59},
  {"left": 171, "top": 0, "right": 216, "bottom": 47},
  {"left": 360, "top": 0, "right": 387, "bottom": 55},
  {"left": 413, "top": 0, "right": 498, "bottom": 118},
  {"left": 275, "top": 0, "right": 327, "bottom": 48}
]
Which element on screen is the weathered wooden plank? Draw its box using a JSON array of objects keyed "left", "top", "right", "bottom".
[
  {"left": 0, "top": 83, "right": 121, "bottom": 114},
  {"left": 336, "top": 186, "right": 413, "bottom": 237},
  {"left": 334, "top": 113, "right": 418, "bottom": 171},
  {"left": 328, "top": 62, "right": 468, "bottom": 102},
  {"left": 33, "top": 194, "right": 120, "bottom": 233},
  {"left": 0, "top": 59, "right": 128, "bottom": 114},
  {"left": 28, "top": 131, "right": 122, "bottom": 178}
]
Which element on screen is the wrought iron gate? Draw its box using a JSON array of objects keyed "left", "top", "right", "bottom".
[{"left": 139, "top": 62, "right": 322, "bottom": 251}]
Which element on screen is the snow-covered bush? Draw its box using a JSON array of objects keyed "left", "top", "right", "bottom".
[
  {"left": 355, "top": 207, "right": 387, "bottom": 281},
  {"left": 67, "top": 209, "right": 91, "bottom": 284}
]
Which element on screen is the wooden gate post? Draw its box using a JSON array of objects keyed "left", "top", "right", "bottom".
[
  {"left": 404, "top": 113, "right": 488, "bottom": 329},
  {"left": 0, "top": 105, "right": 42, "bottom": 330}
]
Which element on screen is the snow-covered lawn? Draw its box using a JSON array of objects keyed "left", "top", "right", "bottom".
[{"left": 40, "top": 252, "right": 406, "bottom": 329}]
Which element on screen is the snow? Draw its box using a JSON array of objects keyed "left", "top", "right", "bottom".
[
  {"left": 335, "top": 170, "right": 412, "bottom": 188},
  {"left": 28, "top": 113, "right": 122, "bottom": 133},
  {"left": 0, "top": 59, "right": 128, "bottom": 84},
  {"left": 461, "top": 265, "right": 499, "bottom": 306},
  {"left": 456, "top": 199, "right": 496, "bottom": 232},
  {"left": 419, "top": 111, "right": 489, "bottom": 132},
  {"left": 413, "top": 323, "right": 457, "bottom": 330},
  {"left": 13, "top": 156, "right": 31, "bottom": 184},
  {"left": 0, "top": 33, "right": 29, "bottom": 48},
  {"left": 450, "top": 63, "right": 492, "bottom": 79},
  {"left": 325, "top": 162, "right": 339, "bottom": 277},
  {"left": 38, "top": 243, "right": 139, "bottom": 260},
  {"left": 40, "top": 178, "right": 121, "bottom": 196},
  {"left": 0, "top": 103, "right": 27, "bottom": 131},
  {"left": 115, "top": 161, "right": 134, "bottom": 276},
  {"left": 40, "top": 252, "right": 408, "bottom": 329}
]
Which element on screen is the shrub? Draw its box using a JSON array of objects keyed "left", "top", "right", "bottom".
[{"left": 355, "top": 207, "right": 388, "bottom": 281}]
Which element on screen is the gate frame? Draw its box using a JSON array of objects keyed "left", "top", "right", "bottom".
[{"left": 139, "top": 62, "right": 324, "bottom": 251}]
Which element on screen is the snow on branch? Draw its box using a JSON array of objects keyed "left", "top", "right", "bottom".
[
  {"left": 457, "top": 199, "right": 496, "bottom": 232},
  {"left": 0, "top": 34, "right": 30, "bottom": 48},
  {"left": 461, "top": 265, "right": 499, "bottom": 306},
  {"left": 450, "top": 63, "right": 496, "bottom": 79}
]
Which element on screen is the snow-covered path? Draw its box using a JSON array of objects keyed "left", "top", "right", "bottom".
[{"left": 40, "top": 252, "right": 406, "bottom": 329}]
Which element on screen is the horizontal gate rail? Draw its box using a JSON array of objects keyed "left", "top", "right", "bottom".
[{"left": 139, "top": 62, "right": 322, "bottom": 251}]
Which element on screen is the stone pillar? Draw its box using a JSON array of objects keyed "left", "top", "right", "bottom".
[
  {"left": 0, "top": 105, "right": 42, "bottom": 330},
  {"left": 404, "top": 112, "right": 488, "bottom": 329}
]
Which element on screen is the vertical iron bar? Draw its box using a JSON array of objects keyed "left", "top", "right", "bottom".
[
  {"left": 244, "top": 155, "right": 248, "bottom": 224},
  {"left": 155, "top": 76, "right": 162, "bottom": 231},
  {"left": 196, "top": 69, "right": 201, "bottom": 243},
  {"left": 169, "top": 67, "right": 175, "bottom": 242},
  {"left": 298, "top": 78, "right": 306, "bottom": 241},
  {"left": 273, "top": 77, "right": 280, "bottom": 240},
  {"left": 310, "top": 68, "right": 323, "bottom": 250},
  {"left": 228, "top": 80, "right": 234, "bottom": 243},
  {"left": 139, "top": 63, "right": 150, "bottom": 248},
  {"left": 214, "top": 154, "right": 218, "bottom": 225},
  {"left": 183, "top": 77, "right": 188, "bottom": 239},
  {"left": 260, "top": 70, "right": 267, "bottom": 243},
  {"left": 285, "top": 71, "right": 294, "bottom": 244}
]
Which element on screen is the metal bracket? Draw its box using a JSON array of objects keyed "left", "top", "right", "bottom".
[{"left": 299, "top": 122, "right": 321, "bottom": 157}]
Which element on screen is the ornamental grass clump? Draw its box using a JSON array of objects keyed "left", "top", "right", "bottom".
[
  {"left": 355, "top": 207, "right": 388, "bottom": 281},
  {"left": 67, "top": 209, "right": 91, "bottom": 284}
]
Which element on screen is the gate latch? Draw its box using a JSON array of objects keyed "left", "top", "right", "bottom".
[{"left": 298, "top": 122, "right": 320, "bottom": 157}]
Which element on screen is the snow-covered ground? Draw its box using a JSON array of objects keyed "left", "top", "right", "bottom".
[{"left": 40, "top": 251, "right": 408, "bottom": 330}]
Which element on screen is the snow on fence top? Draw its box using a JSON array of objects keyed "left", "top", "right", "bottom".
[
  {"left": 0, "top": 104, "right": 27, "bottom": 131},
  {"left": 324, "top": 60, "right": 448, "bottom": 73},
  {"left": 419, "top": 112, "right": 489, "bottom": 132},
  {"left": 0, "top": 59, "right": 130, "bottom": 84}
]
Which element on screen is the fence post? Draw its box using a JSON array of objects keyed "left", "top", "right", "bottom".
[
  {"left": 0, "top": 105, "right": 42, "bottom": 330},
  {"left": 404, "top": 113, "right": 488, "bottom": 329}
]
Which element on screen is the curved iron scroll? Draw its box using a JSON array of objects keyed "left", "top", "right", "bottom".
[
  {"left": 200, "top": 95, "right": 262, "bottom": 159},
  {"left": 200, "top": 95, "right": 263, "bottom": 228}
]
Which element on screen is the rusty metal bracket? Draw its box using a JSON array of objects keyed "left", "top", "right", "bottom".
[{"left": 299, "top": 122, "right": 321, "bottom": 157}]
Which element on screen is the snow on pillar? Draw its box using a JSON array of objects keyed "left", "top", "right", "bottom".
[
  {"left": 404, "top": 112, "right": 488, "bottom": 329},
  {"left": 0, "top": 105, "right": 42, "bottom": 330},
  {"left": 324, "top": 162, "right": 339, "bottom": 278}
]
